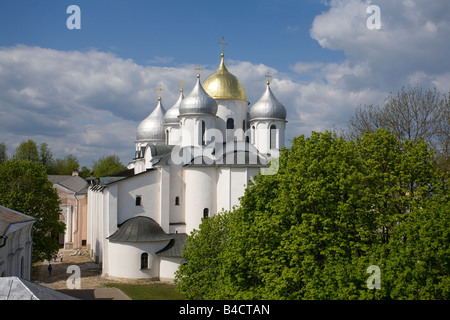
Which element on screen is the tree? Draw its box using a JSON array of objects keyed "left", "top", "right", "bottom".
[
  {"left": 175, "top": 129, "right": 449, "bottom": 299},
  {"left": 38, "top": 142, "right": 55, "bottom": 173},
  {"left": 347, "top": 85, "right": 449, "bottom": 170},
  {"left": 14, "top": 139, "right": 39, "bottom": 162},
  {"left": 0, "top": 159, "right": 65, "bottom": 262},
  {"left": 51, "top": 154, "right": 80, "bottom": 175},
  {"left": 0, "top": 142, "right": 7, "bottom": 163},
  {"left": 92, "top": 155, "right": 126, "bottom": 178}
]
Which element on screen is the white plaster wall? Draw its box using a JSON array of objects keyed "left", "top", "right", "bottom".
[
  {"left": 159, "top": 256, "right": 184, "bottom": 281},
  {"left": 107, "top": 241, "right": 169, "bottom": 279},
  {"left": 215, "top": 100, "right": 249, "bottom": 143},
  {"left": 116, "top": 171, "right": 160, "bottom": 225},
  {"left": 0, "top": 223, "right": 34, "bottom": 280},
  {"left": 184, "top": 167, "right": 216, "bottom": 234}
]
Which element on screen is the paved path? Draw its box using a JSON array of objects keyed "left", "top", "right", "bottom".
[{"left": 32, "top": 249, "right": 131, "bottom": 300}]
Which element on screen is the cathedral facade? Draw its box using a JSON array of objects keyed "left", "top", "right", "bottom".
[{"left": 87, "top": 50, "right": 287, "bottom": 281}]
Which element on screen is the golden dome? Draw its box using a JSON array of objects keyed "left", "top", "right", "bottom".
[{"left": 202, "top": 54, "right": 247, "bottom": 101}]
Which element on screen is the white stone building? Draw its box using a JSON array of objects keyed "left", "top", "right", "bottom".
[
  {"left": 0, "top": 205, "right": 36, "bottom": 280},
  {"left": 87, "top": 50, "right": 287, "bottom": 280}
]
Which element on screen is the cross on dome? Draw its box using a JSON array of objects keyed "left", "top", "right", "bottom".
[{"left": 218, "top": 36, "right": 228, "bottom": 57}]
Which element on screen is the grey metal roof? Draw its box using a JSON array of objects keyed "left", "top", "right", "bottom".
[
  {"left": 136, "top": 100, "right": 166, "bottom": 142},
  {"left": 156, "top": 233, "right": 188, "bottom": 257},
  {"left": 164, "top": 91, "right": 184, "bottom": 124},
  {"left": 0, "top": 277, "right": 78, "bottom": 300},
  {"left": 49, "top": 175, "right": 89, "bottom": 194},
  {"left": 0, "top": 205, "right": 36, "bottom": 237},
  {"left": 107, "top": 216, "right": 173, "bottom": 242},
  {"left": 249, "top": 84, "right": 286, "bottom": 121},
  {"left": 179, "top": 78, "right": 218, "bottom": 116}
]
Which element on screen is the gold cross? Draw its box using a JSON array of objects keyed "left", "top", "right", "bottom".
[
  {"left": 218, "top": 36, "right": 228, "bottom": 54},
  {"left": 265, "top": 72, "right": 272, "bottom": 85},
  {"left": 179, "top": 81, "right": 185, "bottom": 92},
  {"left": 195, "top": 65, "right": 203, "bottom": 78},
  {"left": 157, "top": 85, "right": 163, "bottom": 100}
]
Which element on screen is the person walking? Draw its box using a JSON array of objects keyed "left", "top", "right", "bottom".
[
  {"left": 48, "top": 263, "right": 52, "bottom": 277},
  {"left": 60, "top": 252, "right": 64, "bottom": 262}
]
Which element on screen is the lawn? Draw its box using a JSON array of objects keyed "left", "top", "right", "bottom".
[{"left": 105, "top": 282, "right": 185, "bottom": 300}]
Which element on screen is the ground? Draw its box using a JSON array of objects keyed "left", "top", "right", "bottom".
[{"left": 32, "top": 248, "right": 178, "bottom": 300}]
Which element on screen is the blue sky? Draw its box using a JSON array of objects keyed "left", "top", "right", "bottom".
[
  {"left": 1, "top": 0, "right": 449, "bottom": 167},
  {"left": 0, "top": 0, "right": 342, "bottom": 71}
]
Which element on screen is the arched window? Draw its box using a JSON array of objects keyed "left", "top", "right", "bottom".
[
  {"left": 165, "top": 129, "right": 170, "bottom": 145},
  {"left": 270, "top": 125, "right": 277, "bottom": 150},
  {"left": 203, "top": 208, "right": 209, "bottom": 219},
  {"left": 135, "top": 196, "right": 142, "bottom": 206},
  {"left": 141, "top": 253, "right": 149, "bottom": 269},
  {"left": 252, "top": 125, "right": 256, "bottom": 144},
  {"left": 201, "top": 121, "right": 206, "bottom": 145},
  {"left": 175, "top": 196, "right": 180, "bottom": 206},
  {"left": 226, "top": 118, "right": 234, "bottom": 129}
]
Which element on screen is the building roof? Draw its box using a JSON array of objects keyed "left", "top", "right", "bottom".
[
  {"left": 107, "top": 216, "right": 173, "bottom": 242},
  {"left": 0, "top": 205, "right": 36, "bottom": 238},
  {"left": 0, "top": 277, "right": 78, "bottom": 300},
  {"left": 48, "top": 174, "right": 89, "bottom": 195},
  {"left": 249, "top": 83, "right": 286, "bottom": 121},
  {"left": 136, "top": 99, "right": 166, "bottom": 142},
  {"left": 156, "top": 233, "right": 188, "bottom": 257},
  {"left": 202, "top": 53, "right": 247, "bottom": 101}
]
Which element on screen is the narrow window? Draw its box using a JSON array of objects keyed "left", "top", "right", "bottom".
[
  {"left": 270, "top": 125, "right": 277, "bottom": 150},
  {"left": 135, "top": 196, "right": 142, "bottom": 206},
  {"left": 201, "top": 121, "right": 206, "bottom": 145},
  {"left": 165, "top": 129, "right": 170, "bottom": 145},
  {"left": 175, "top": 196, "right": 180, "bottom": 206},
  {"left": 252, "top": 125, "right": 256, "bottom": 144},
  {"left": 226, "top": 118, "right": 234, "bottom": 129},
  {"left": 141, "top": 253, "right": 149, "bottom": 269},
  {"left": 203, "top": 208, "right": 209, "bottom": 218}
]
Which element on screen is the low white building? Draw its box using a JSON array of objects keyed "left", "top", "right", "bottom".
[
  {"left": 87, "top": 49, "right": 287, "bottom": 281},
  {"left": 0, "top": 205, "right": 37, "bottom": 281}
]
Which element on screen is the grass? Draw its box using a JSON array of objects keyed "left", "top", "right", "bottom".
[{"left": 105, "top": 282, "right": 185, "bottom": 300}]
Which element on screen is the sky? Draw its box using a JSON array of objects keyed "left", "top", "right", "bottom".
[{"left": 0, "top": 0, "right": 449, "bottom": 168}]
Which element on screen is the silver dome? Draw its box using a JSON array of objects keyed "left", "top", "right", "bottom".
[
  {"left": 136, "top": 99, "right": 166, "bottom": 141},
  {"left": 164, "top": 91, "right": 184, "bottom": 124},
  {"left": 249, "top": 84, "right": 286, "bottom": 121},
  {"left": 179, "top": 77, "right": 218, "bottom": 116}
]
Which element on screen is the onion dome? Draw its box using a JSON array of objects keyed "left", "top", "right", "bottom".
[
  {"left": 202, "top": 53, "right": 247, "bottom": 101},
  {"left": 179, "top": 75, "right": 218, "bottom": 116},
  {"left": 136, "top": 97, "right": 166, "bottom": 141},
  {"left": 164, "top": 89, "right": 184, "bottom": 124},
  {"left": 249, "top": 80, "right": 286, "bottom": 121}
]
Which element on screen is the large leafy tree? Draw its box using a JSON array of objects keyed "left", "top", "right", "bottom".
[
  {"left": 176, "top": 129, "right": 449, "bottom": 299},
  {"left": 0, "top": 159, "right": 65, "bottom": 262},
  {"left": 92, "top": 155, "right": 126, "bottom": 178}
]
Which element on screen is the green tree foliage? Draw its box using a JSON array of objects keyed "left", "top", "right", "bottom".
[
  {"left": 0, "top": 159, "right": 66, "bottom": 262},
  {"left": 92, "top": 155, "right": 126, "bottom": 178},
  {"left": 14, "top": 139, "right": 39, "bottom": 162},
  {"left": 175, "top": 129, "right": 449, "bottom": 299},
  {"left": 0, "top": 142, "right": 7, "bottom": 163},
  {"left": 51, "top": 154, "right": 80, "bottom": 175}
]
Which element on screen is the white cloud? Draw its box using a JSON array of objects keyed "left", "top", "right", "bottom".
[{"left": 1, "top": 0, "right": 448, "bottom": 167}]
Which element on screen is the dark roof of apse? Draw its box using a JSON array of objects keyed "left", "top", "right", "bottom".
[{"left": 107, "top": 216, "right": 173, "bottom": 242}]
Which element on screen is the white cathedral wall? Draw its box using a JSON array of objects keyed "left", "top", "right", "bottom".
[
  {"left": 159, "top": 256, "right": 184, "bottom": 281},
  {"left": 116, "top": 171, "right": 161, "bottom": 226},
  {"left": 107, "top": 241, "right": 170, "bottom": 279},
  {"left": 215, "top": 100, "right": 249, "bottom": 143},
  {"left": 169, "top": 164, "right": 184, "bottom": 227},
  {"left": 184, "top": 167, "right": 216, "bottom": 234}
]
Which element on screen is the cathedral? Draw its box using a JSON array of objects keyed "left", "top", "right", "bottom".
[{"left": 87, "top": 47, "right": 287, "bottom": 281}]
